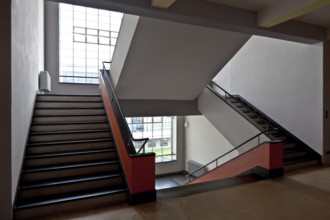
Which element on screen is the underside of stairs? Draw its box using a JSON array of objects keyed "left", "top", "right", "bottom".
[
  {"left": 225, "top": 94, "right": 322, "bottom": 171},
  {"left": 14, "top": 94, "right": 128, "bottom": 219}
]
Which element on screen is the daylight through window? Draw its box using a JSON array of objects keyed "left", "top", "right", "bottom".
[
  {"left": 126, "top": 116, "right": 177, "bottom": 163},
  {"left": 59, "top": 4, "right": 123, "bottom": 84}
]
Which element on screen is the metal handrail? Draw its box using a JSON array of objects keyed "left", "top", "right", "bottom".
[
  {"left": 101, "top": 61, "right": 149, "bottom": 155},
  {"left": 186, "top": 129, "right": 277, "bottom": 179},
  {"left": 207, "top": 82, "right": 278, "bottom": 140}
]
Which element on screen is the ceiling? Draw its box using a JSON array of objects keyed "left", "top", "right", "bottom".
[
  {"left": 206, "top": 0, "right": 330, "bottom": 28},
  {"left": 206, "top": 0, "right": 277, "bottom": 11}
]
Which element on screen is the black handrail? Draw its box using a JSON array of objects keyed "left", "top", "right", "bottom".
[
  {"left": 101, "top": 61, "right": 149, "bottom": 155},
  {"left": 207, "top": 82, "right": 277, "bottom": 140},
  {"left": 186, "top": 129, "right": 277, "bottom": 179}
]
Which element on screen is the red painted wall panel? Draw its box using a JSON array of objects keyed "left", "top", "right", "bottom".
[
  {"left": 189, "top": 142, "right": 282, "bottom": 184},
  {"left": 99, "top": 78, "right": 155, "bottom": 194}
]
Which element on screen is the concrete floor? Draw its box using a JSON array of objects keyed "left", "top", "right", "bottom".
[{"left": 48, "top": 166, "right": 330, "bottom": 220}]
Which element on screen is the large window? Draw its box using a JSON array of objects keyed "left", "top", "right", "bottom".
[
  {"left": 59, "top": 4, "right": 123, "bottom": 84},
  {"left": 126, "top": 116, "right": 177, "bottom": 163}
]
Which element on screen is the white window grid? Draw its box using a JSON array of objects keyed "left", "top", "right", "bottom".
[
  {"left": 126, "top": 116, "right": 177, "bottom": 162},
  {"left": 59, "top": 3, "right": 122, "bottom": 84}
]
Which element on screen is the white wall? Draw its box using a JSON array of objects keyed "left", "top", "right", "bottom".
[
  {"left": 184, "top": 115, "right": 237, "bottom": 171},
  {"left": 11, "top": 0, "right": 45, "bottom": 204},
  {"left": 215, "top": 36, "right": 323, "bottom": 155},
  {"left": 45, "top": 1, "right": 100, "bottom": 95}
]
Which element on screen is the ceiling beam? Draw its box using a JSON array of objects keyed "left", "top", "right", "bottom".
[
  {"left": 48, "top": 0, "right": 327, "bottom": 43},
  {"left": 258, "top": 0, "right": 330, "bottom": 28},
  {"left": 151, "top": 0, "right": 176, "bottom": 9}
]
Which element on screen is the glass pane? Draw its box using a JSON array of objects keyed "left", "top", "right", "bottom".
[
  {"left": 87, "top": 21, "right": 98, "bottom": 29},
  {"left": 87, "top": 35, "right": 98, "bottom": 43},
  {"left": 99, "top": 30, "right": 110, "bottom": 37},
  {"left": 99, "top": 37, "right": 110, "bottom": 45},
  {"left": 99, "top": 10, "right": 109, "bottom": 17},
  {"left": 74, "top": 34, "right": 85, "bottom": 42},
  {"left": 74, "top": 27, "right": 85, "bottom": 34},
  {"left": 87, "top": 29, "right": 97, "bottom": 35}
]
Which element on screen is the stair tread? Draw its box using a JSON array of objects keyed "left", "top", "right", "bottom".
[
  {"left": 20, "top": 173, "right": 124, "bottom": 190},
  {"left": 38, "top": 94, "right": 101, "bottom": 97},
  {"left": 36, "top": 100, "right": 103, "bottom": 103},
  {"left": 25, "top": 148, "right": 116, "bottom": 159},
  {"left": 31, "top": 121, "right": 108, "bottom": 126},
  {"left": 15, "top": 187, "right": 128, "bottom": 210},
  {"left": 284, "top": 155, "right": 320, "bottom": 165},
  {"left": 35, "top": 107, "right": 105, "bottom": 110},
  {"left": 33, "top": 114, "right": 106, "bottom": 117},
  {"left": 23, "top": 160, "right": 120, "bottom": 173},
  {"left": 27, "top": 138, "right": 114, "bottom": 147},
  {"left": 29, "top": 129, "right": 111, "bottom": 136}
]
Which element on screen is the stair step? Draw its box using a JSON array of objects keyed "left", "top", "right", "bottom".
[
  {"left": 28, "top": 129, "right": 111, "bottom": 143},
  {"left": 37, "top": 94, "right": 102, "bottom": 102},
  {"left": 22, "top": 160, "right": 121, "bottom": 183},
  {"left": 24, "top": 149, "right": 117, "bottom": 167},
  {"left": 35, "top": 101, "right": 103, "bottom": 109},
  {"left": 18, "top": 173, "right": 125, "bottom": 200},
  {"left": 283, "top": 148, "right": 308, "bottom": 159},
  {"left": 14, "top": 188, "right": 128, "bottom": 219},
  {"left": 32, "top": 115, "right": 107, "bottom": 123},
  {"left": 27, "top": 138, "right": 115, "bottom": 154},
  {"left": 34, "top": 108, "right": 105, "bottom": 116},
  {"left": 30, "top": 122, "right": 109, "bottom": 132},
  {"left": 284, "top": 156, "right": 320, "bottom": 172}
]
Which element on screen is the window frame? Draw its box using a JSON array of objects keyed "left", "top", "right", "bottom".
[
  {"left": 126, "top": 116, "right": 177, "bottom": 163},
  {"left": 59, "top": 3, "right": 122, "bottom": 85}
]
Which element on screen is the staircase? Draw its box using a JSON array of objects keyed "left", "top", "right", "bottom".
[
  {"left": 225, "top": 95, "right": 321, "bottom": 171},
  {"left": 14, "top": 94, "right": 128, "bottom": 219}
]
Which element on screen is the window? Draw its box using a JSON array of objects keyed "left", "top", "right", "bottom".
[
  {"left": 126, "top": 116, "right": 177, "bottom": 163},
  {"left": 59, "top": 4, "right": 123, "bottom": 84}
]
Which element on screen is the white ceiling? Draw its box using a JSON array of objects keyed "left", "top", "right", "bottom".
[
  {"left": 206, "top": 0, "right": 330, "bottom": 28},
  {"left": 115, "top": 16, "right": 251, "bottom": 100}
]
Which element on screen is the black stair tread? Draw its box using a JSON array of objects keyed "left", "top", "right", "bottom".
[
  {"left": 35, "top": 107, "right": 105, "bottom": 110},
  {"left": 19, "top": 173, "right": 124, "bottom": 190},
  {"left": 22, "top": 160, "right": 120, "bottom": 173},
  {"left": 284, "top": 155, "right": 320, "bottom": 165},
  {"left": 25, "top": 148, "right": 116, "bottom": 159},
  {"left": 27, "top": 138, "right": 114, "bottom": 147},
  {"left": 283, "top": 147, "right": 307, "bottom": 154},
  {"left": 15, "top": 187, "right": 128, "bottom": 210},
  {"left": 29, "top": 129, "right": 111, "bottom": 136},
  {"left": 36, "top": 100, "right": 103, "bottom": 103},
  {"left": 38, "top": 94, "right": 101, "bottom": 97},
  {"left": 33, "top": 114, "right": 106, "bottom": 117},
  {"left": 31, "top": 121, "right": 109, "bottom": 126}
]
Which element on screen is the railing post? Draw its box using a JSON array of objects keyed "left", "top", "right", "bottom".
[{"left": 258, "top": 135, "right": 260, "bottom": 145}]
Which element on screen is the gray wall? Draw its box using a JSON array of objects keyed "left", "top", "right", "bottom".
[
  {"left": 0, "top": 1, "right": 12, "bottom": 219},
  {"left": 11, "top": 0, "right": 45, "bottom": 206},
  {"left": 215, "top": 36, "right": 323, "bottom": 155},
  {"left": 45, "top": 1, "right": 100, "bottom": 95}
]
